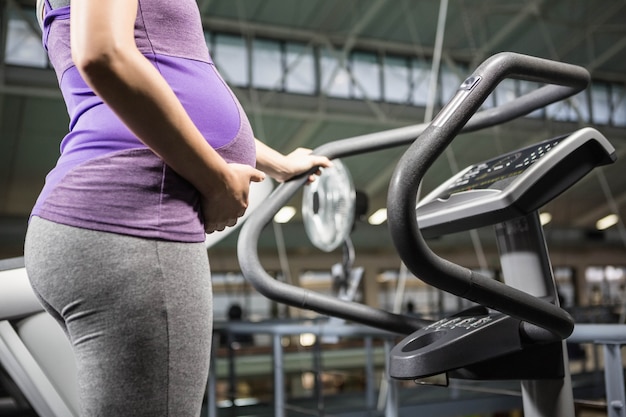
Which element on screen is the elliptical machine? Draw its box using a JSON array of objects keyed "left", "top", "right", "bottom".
[
  {"left": 387, "top": 126, "right": 614, "bottom": 416},
  {"left": 385, "top": 54, "right": 617, "bottom": 417},
  {"left": 238, "top": 52, "right": 618, "bottom": 417}
]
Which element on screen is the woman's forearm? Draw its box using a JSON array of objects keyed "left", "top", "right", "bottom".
[
  {"left": 70, "top": 0, "right": 230, "bottom": 197},
  {"left": 254, "top": 139, "right": 291, "bottom": 181}
]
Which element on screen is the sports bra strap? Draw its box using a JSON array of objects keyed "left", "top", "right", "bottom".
[
  {"left": 49, "top": 0, "right": 70, "bottom": 7},
  {"left": 37, "top": 0, "right": 71, "bottom": 51},
  {"left": 36, "top": 0, "right": 68, "bottom": 29}
]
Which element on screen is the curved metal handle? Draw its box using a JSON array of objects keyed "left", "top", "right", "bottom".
[
  {"left": 239, "top": 52, "right": 587, "bottom": 335},
  {"left": 387, "top": 52, "right": 589, "bottom": 339},
  {"left": 237, "top": 177, "right": 430, "bottom": 334}
]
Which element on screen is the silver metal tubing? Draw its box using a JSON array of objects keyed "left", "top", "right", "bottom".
[
  {"left": 569, "top": 324, "right": 626, "bottom": 417},
  {"left": 238, "top": 52, "right": 589, "bottom": 335},
  {"left": 387, "top": 53, "right": 590, "bottom": 338}
]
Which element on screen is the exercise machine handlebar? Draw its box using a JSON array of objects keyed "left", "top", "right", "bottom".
[
  {"left": 238, "top": 52, "right": 587, "bottom": 336},
  {"left": 387, "top": 52, "right": 588, "bottom": 339}
]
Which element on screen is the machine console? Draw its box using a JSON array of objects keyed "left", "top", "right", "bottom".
[
  {"left": 416, "top": 127, "right": 615, "bottom": 237},
  {"left": 440, "top": 136, "right": 564, "bottom": 199}
]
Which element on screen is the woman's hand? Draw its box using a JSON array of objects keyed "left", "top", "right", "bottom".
[
  {"left": 255, "top": 140, "right": 332, "bottom": 183},
  {"left": 201, "top": 164, "right": 265, "bottom": 233},
  {"left": 279, "top": 148, "right": 333, "bottom": 183}
]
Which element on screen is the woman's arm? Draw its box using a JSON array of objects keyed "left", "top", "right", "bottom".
[
  {"left": 70, "top": 0, "right": 264, "bottom": 232},
  {"left": 255, "top": 139, "right": 332, "bottom": 183}
]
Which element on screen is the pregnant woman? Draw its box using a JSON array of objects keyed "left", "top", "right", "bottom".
[{"left": 25, "top": 1, "right": 330, "bottom": 415}]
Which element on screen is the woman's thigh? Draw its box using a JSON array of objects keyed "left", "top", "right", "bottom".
[{"left": 25, "top": 217, "right": 212, "bottom": 417}]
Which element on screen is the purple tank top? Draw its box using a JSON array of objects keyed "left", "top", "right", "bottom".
[{"left": 32, "top": 0, "right": 256, "bottom": 242}]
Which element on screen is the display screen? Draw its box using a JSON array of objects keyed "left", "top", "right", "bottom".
[{"left": 439, "top": 136, "right": 565, "bottom": 199}]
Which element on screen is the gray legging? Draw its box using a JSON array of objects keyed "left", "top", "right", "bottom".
[{"left": 24, "top": 217, "right": 212, "bottom": 417}]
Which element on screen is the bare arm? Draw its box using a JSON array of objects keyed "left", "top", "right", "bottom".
[
  {"left": 255, "top": 139, "right": 332, "bottom": 183},
  {"left": 70, "top": 0, "right": 264, "bottom": 232}
]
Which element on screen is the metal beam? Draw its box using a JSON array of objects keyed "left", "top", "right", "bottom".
[
  {"left": 200, "top": 16, "right": 436, "bottom": 58},
  {"left": 318, "top": 0, "right": 390, "bottom": 121},
  {"left": 424, "top": 0, "right": 449, "bottom": 123},
  {"left": 319, "top": 39, "right": 388, "bottom": 122},
  {"left": 341, "top": 0, "right": 388, "bottom": 53},
  {"left": 280, "top": 118, "right": 324, "bottom": 153},
  {"left": 534, "top": 12, "right": 558, "bottom": 60},
  {"left": 554, "top": 2, "right": 626, "bottom": 63},
  {"left": 470, "top": 0, "right": 544, "bottom": 68},
  {"left": 587, "top": 36, "right": 626, "bottom": 73},
  {"left": 244, "top": 100, "right": 409, "bottom": 130}
]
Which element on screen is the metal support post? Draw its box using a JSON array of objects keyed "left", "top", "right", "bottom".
[
  {"left": 424, "top": 0, "right": 449, "bottom": 123},
  {"left": 273, "top": 333, "right": 285, "bottom": 417},
  {"left": 496, "top": 212, "right": 575, "bottom": 417},
  {"left": 313, "top": 338, "right": 324, "bottom": 414},
  {"left": 603, "top": 344, "right": 626, "bottom": 417},
  {"left": 206, "top": 343, "right": 216, "bottom": 417},
  {"left": 364, "top": 336, "right": 376, "bottom": 412},
  {"left": 384, "top": 339, "right": 398, "bottom": 417}
]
